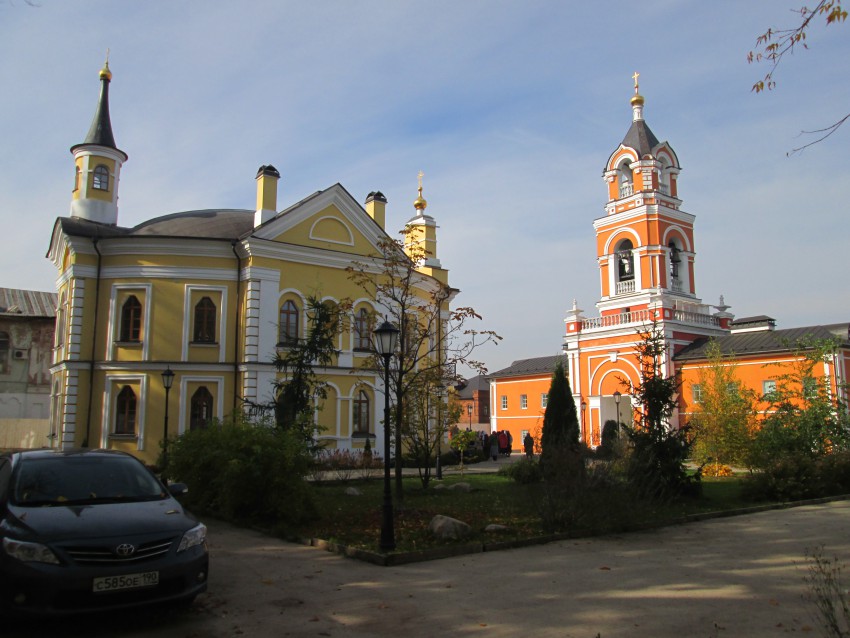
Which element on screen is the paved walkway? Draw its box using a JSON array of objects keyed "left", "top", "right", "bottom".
[{"left": 19, "top": 498, "right": 850, "bottom": 637}]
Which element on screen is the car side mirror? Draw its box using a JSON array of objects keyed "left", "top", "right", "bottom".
[{"left": 167, "top": 482, "right": 189, "bottom": 496}]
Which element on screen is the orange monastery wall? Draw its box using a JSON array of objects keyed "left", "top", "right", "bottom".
[
  {"left": 490, "top": 374, "right": 554, "bottom": 453},
  {"left": 677, "top": 349, "right": 850, "bottom": 421}
]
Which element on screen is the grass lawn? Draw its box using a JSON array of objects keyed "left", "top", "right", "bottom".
[{"left": 291, "top": 473, "right": 758, "bottom": 554}]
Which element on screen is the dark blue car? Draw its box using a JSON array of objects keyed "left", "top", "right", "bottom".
[{"left": 0, "top": 448, "right": 208, "bottom": 615}]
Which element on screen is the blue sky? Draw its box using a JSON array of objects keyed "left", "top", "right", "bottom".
[{"left": 0, "top": 1, "right": 847, "bottom": 375}]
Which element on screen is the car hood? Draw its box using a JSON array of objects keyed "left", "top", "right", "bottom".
[{"left": 5, "top": 499, "right": 198, "bottom": 542}]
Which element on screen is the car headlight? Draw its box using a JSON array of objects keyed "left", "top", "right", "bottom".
[
  {"left": 177, "top": 523, "right": 207, "bottom": 553},
  {"left": 2, "top": 537, "right": 61, "bottom": 565}
]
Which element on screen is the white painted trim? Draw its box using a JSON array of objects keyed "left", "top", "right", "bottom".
[
  {"left": 107, "top": 284, "right": 152, "bottom": 360},
  {"left": 182, "top": 285, "right": 228, "bottom": 362},
  {"left": 308, "top": 215, "right": 355, "bottom": 246},
  {"left": 177, "top": 376, "right": 225, "bottom": 435},
  {"left": 101, "top": 374, "right": 148, "bottom": 451}
]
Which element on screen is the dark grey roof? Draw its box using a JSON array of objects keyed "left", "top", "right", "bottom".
[
  {"left": 489, "top": 354, "right": 567, "bottom": 379},
  {"left": 0, "top": 289, "right": 57, "bottom": 317},
  {"left": 621, "top": 119, "right": 660, "bottom": 157},
  {"left": 674, "top": 323, "right": 850, "bottom": 361},
  {"left": 731, "top": 315, "right": 776, "bottom": 327},
  {"left": 132, "top": 210, "right": 254, "bottom": 238},
  {"left": 56, "top": 209, "right": 254, "bottom": 241},
  {"left": 455, "top": 374, "right": 490, "bottom": 399}
]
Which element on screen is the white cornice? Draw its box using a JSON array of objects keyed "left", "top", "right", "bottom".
[
  {"left": 594, "top": 204, "right": 695, "bottom": 231},
  {"left": 101, "top": 266, "right": 238, "bottom": 281}
]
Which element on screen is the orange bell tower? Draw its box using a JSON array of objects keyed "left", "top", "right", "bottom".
[{"left": 563, "top": 75, "right": 732, "bottom": 444}]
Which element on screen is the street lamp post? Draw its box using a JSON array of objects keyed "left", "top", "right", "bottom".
[
  {"left": 581, "top": 399, "right": 587, "bottom": 443},
  {"left": 467, "top": 402, "right": 473, "bottom": 430},
  {"left": 161, "top": 366, "right": 175, "bottom": 470},
  {"left": 613, "top": 391, "right": 621, "bottom": 438},
  {"left": 373, "top": 320, "right": 399, "bottom": 552},
  {"left": 436, "top": 386, "right": 445, "bottom": 480}
]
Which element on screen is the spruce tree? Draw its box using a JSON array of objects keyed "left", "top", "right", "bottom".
[{"left": 540, "top": 361, "right": 580, "bottom": 478}]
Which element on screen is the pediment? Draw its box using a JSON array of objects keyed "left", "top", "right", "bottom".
[{"left": 251, "top": 183, "right": 387, "bottom": 255}]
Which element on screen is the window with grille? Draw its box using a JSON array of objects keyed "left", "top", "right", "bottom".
[
  {"left": 93, "top": 165, "right": 109, "bottom": 191},
  {"left": 278, "top": 300, "right": 299, "bottom": 346},
  {"left": 193, "top": 297, "right": 216, "bottom": 343},
  {"left": 120, "top": 296, "right": 142, "bottom": 342},
  {"left": 354, "top": 308, "right": 372, "bottom": 351},
  {"left": 190, "top": 387, "right": 214, "bottom": 430},
  {"left": 353, "top": 390, "right": 370, "bottom": 433},
  {"left": 115, "top": 386, "right": 137, "bottom": 435}
]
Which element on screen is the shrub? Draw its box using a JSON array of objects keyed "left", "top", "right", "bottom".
[
  {"left": 498, "top": 457, "right": 543, "bottom": 484},
  {"left": 167, "top": 416, "right": 316, "bottom": 528},
  {"left": 701, "top": 461, "right": 733, "bottom": 477},
  {"left": 596, "top": 420, "right": 621, "bottom": 459},
  {"left": 743, "top": 450, "right": 850, "bottom": 502}
]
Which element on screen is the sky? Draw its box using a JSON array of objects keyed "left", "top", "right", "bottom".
[{"left": 0, "top": 0, "right": 847, "bottom": 377}]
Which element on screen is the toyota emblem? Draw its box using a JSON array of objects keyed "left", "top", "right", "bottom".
[{"left": 115, "top": 543, "right": 136, "bottom": 557}]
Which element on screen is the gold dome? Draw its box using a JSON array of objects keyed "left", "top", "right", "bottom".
[
  {"left": 413, "top": 170, "right": 427, "bottom": 211},
  {"left": 99, "top": 60, "right": 112, "bottom": 81},
  {"left": 413, "top": 187, "right": 427, "bottom": 211},
  {"left": 630, "top": 93, "right": 644, "bottom": 106}
]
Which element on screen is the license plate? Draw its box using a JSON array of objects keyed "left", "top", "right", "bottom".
[{"left": 92, "top": 571, "right": 159, "bottom": 593}]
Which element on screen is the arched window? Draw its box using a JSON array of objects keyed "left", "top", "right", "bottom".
[
  {"left": 120, "top": 295, "right": 142, "bottom": 342},
  {"left": 0, "top": 332, "right": 9, "bottom": 374},
  {"left": 668, "top": 241, "right": 681, "bottom": 281},
  {"left": 193, "top": 297, "right": 216, "bottom": 343},
  {"left": 115, "top": 386, "right": 137, "bottom": 435},
  {"left": 354, "top": 308, "right": 372, "bottom": 351},
  {"left": 616, "top": 239, "right": 635, "bottom": 281},
  {"left": 353, "top": 390, "right": 370, "bottom": 433},
  {"left": 278, "top": 300, "right": 299, "bottom": 346},
  {"left": 190, "top": 387, "right": 214, "bottom": 430},
  {"left": 55, "top": 293, "right": 66, "bottom": 348},
  {"left": 618, "top": 160, "right": 633, "bottom": 197},
  {"left": 658, "top": 157, "right": 671, "bottom": 194},
  {"left": 92, "top": 165, "right": 109, "bottom": 191}
]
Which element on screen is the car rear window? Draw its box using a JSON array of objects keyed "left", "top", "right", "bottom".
[{"left": 11, "top": 455, "right": 168, "bottom": 506}]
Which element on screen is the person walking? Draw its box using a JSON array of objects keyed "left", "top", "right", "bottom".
[
  {"left": 524, "top": 432, "right": 534, "bottom": 459},
  {"left": 489, "top": 432, "right": 499, "bottom": 461}
]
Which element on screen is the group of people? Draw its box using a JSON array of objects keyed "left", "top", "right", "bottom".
[{"left": 479, "top": 430, "right": 513, "bottom": 461}]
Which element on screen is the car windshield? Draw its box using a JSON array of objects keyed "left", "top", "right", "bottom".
[{"left": 11, "top": 455, "right": 168, "bottom": 506}]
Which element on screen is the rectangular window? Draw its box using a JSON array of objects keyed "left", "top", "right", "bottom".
[
  {"left": 520, "top": 394, "right": 528, "bottom": 409},
  {"left": 501, "top": 395, "right": 507, "bottom": 410},
  {"left": 692, "top": 384, "right": 702, "bottom": 403},
  {"left": 803, "top": 377, "right": 818, "bottom": 399},
  {"left": 762, "top": 380, "right": 777, "bottom": 399},
  {"left": 541, "top": 393, "right": 548, "bottom": 408}
]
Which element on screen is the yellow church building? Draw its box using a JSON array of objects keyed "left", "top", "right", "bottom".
[{"left": 47, "top": 62, "right": 450, "bottom": 465}]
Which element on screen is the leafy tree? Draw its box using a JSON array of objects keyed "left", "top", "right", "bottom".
[
  {"left": 347, "top": 229, "right": 500, "bottom": 498},
  {"left": 750, "top": 336, "right": 850, "bottom": 467},
  {"left": 450, "top": 428, "right": 477, "bottom": 478},
  {"left": 401, "top": 368, "right": 457, "bottom": 488},
  {"left": 748, "top": 1, "right": 848, "bottom": 152},
  {"left": 690, "top": 340, "right": 757, "bottom": 468},
  {"left": 622, "top": 321, "right": 698, "bottom": 501},
  {"left": 539, "top": 361, "right": 581, "bottom": 482},
  {"left": 243, "top": 295, "right": 343, "bottom": 451}
]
